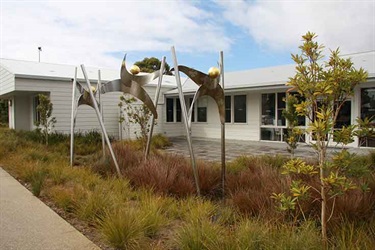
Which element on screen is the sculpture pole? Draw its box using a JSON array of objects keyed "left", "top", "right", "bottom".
[
  {"left": 220, "top": 51, "right": 226, "bottom": 197},
  {"left": 171, "top": 46, "right": 201, "bottom": 196},
  {"left": 70, "top": 67, "right": 77, "bottom": 167},
  {"left": 81, "top": 65, "right": 122, "bottom": 177},
  {"left": 145, "top": 56, "right": 166, "bottom": 159},
  {"left": 98, "top": 70, "right": 106, "bottom": 159}
]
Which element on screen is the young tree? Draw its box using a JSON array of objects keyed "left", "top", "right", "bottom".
[
  {"left": 119, "top": 95, "right": 156, "bottom": 151},
  {"left": 273, "top": 32, "right": 368, "bottom": 244},
  {"left": 35, "top": 94, "right": 56, "bottom": 145}
]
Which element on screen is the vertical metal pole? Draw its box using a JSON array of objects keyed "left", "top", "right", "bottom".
[
  {"left": 70, "top": 67, "right": 77, "bottom": 167},
  {"left": 171, "top": 46, "right": 200, "bottom": 196},
  {"left": 98, "top": 70, "right": 106, "bottom": 159},
  {"left": 220, "top": 51, "right": 226, "bottom": 197},
  {"left": 145, "top": 56, "right": 166, "bottom": 160},
  {"left": 81, "top": 65, "right": 122, "bottom": 177}
]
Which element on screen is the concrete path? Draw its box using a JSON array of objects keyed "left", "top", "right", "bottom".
[
  {"left": 0, "top": 167, "right": 100, "bottom": 250},
  {"left": 164, "top": 137, "right": 373, "bottom": 162}
]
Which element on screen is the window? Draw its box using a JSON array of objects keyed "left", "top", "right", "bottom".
[
  {"left": 166, "top": 98, "right": 174, "bottom": 122},
  {"left": 33, "top": 95, "right": 41, "bottom": 124},
  {"left": 197, "top": 97, "right": 207, "bottom": 122},
  {"left": 262, "top": 93, "right": 275, "bottom": 125},
  {"left": 261, "top": 92, "right": 287, "bottom": 141},
  {"left": 262, "top": 93, "right": 286, "bottom": 126},
  {"left": 176, "top": 98, "right": 181, "bottom": 122},
  {"left": 360, "top": 88, "right": 375, "bottom": 147},
  {"left": 234, "top": 95, "right": 246, "bottom": 123},
  {"left": 225, "top": 96, "right": 231, "bottom": 123}
]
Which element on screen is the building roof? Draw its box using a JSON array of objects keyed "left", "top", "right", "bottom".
[
  {"left": 1, "top": 50, "right": 374, "bottom": 95},
  {"left": 0, "top": 58, "right": 179, "bottom": 87},
  {"left": 166, "top": 50, "right": 375, "bottom": 95}
]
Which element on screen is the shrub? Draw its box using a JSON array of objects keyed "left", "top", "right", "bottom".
[{"left": 98, "top": 208, "right": 147, "bottom": 250}]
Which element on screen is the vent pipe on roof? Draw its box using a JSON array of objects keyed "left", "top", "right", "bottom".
[{"left": 38, "top": 47, "right": 42, "bottom": 62}]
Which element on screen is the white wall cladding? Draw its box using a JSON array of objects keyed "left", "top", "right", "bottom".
[
  {"left": 0, "top": 65, "right": 15, "bottom": 96},
  {"left": 15, "top": 78, "right": 123, "bottom": 138}
]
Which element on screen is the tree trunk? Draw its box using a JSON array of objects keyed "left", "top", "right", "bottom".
[{"left": 319, "top": 143, "right": 328, "bottom": 247}]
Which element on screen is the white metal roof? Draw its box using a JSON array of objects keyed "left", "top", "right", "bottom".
[
  {"left": 1, "top": 50, "right": 373, "bottom": 94},
  {"left": 166, "top": 50, "right": 375, "bottom": 95},
  {"left": 0, "top": 58, "right": 179, "bottom": 87}
]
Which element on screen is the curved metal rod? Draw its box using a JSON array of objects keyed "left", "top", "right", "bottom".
[
  {"left": 171, "top": 46, "right": 200, "bottom": 196},
  {"left": 81, "top": 64, "right": 122, "bottom": 178},
  {"left": 70, "top": 67, "right": 78, "bottom": 167},
  {"left": 145, "top": 56, "right": 166, "bottom": 159}
]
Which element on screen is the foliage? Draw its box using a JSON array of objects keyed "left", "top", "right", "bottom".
[
  {"left": 35, "top": 94, "right": 56, "bottom": 145},
  {"left": 0, "top": 127, "right": 374, "bottom": 249},
  {"left": 283, "top": 94, "right": 304, "bottom": 157},
  {"left": 275, "top": 31, "right": 369, "bottom": 244},
  {"left": 0, "top": 99, "right": 8, "bottom": 126},
  {"left": 355, "top": 116, "right": 375, "bottom": 147},
  {"left": 134, "top": 57, "right": 171, "bottom": 74},
  {"left": 119, "top": 95, "right": 156, "bottom": 151}
]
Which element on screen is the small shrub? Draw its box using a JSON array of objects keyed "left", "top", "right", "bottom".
[
  {"left": 151, "top": 134, "right": 172, "bottom": 149},
  {"left": 47, "top": 185, "right": 76, "bottom": 212},
  {"left": 75, "top": 188, "right": 111, "bottom": 223},
  {"left": 98, "top": 208, "right": 147, "bottom": 250},
  {"left": 175, "top": 219, "right": 232, "bottom": 250},
  {"left": 30, "top": 168, "right": 47, "bottom": 197}
]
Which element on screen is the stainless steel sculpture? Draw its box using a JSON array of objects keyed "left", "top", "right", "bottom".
[
  {"left": 170, "top": 50, "right": 226, "bottom": 196},
  {"left": 101, "top": 54, "right": 160, "bottom": 119},
  {"left": 171, "top": 46, "right": 201, "bottom": 196},
  {"left": 145, "top": 56, "right": 166, "bottom": 159},
  {"left": 69, "top": 66, "right": 121, "bottom": 177}
]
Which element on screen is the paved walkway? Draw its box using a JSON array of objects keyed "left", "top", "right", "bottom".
[
  {"left": 0, "top": 167, "right": 100, "bottom": 250},
  {"left": 163, "top": 137, "right": 373, "bottom": 162}
]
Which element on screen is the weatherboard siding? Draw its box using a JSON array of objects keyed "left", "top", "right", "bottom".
[
  {"left": 15, "top": 78, "right": 122, "bottom": 138},
  {"left": 0, "top": 65, "right": 15, "bottom": 96}
]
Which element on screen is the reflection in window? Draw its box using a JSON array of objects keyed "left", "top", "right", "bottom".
[
  {"left": 166, "top": 98, "right": 174, "bottom": 122},
  {"left": 176, "top": 98, "right": 181, "bottom": 122},
  {"left": 234, "top": 95, "right": 246, "bottom": 123},
  {"left": 225, "top": 96, "right": 231, "bottom": 123},
  {"left": 277, "top": 93, "right": 286, "bottom": 126},
  {"left": 197, "top": 97, "right": 207, "bottom": 122},
  {"left": 335, "top": 101, "right": 351, "bottom": 128},
  {"left": 262, "top": 93, "right": 275, "bottom": 125},
  {"left": 261, "top": 128, "right": 282, "bottom": 141},
  {"left": 360, "top": 88, "right": 375, "bottom": 147}
]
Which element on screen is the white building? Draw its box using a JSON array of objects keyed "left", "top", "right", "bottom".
[{"left": 1, "top": 51, "right": 374, "bottom": 147}]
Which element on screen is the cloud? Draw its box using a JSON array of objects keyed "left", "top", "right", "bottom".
[
  {"left": 0, "top": 1, "right": 232, "bottom": 68},
  {"left": 217, "top": 0, "right": 375, "bottom": 54}
]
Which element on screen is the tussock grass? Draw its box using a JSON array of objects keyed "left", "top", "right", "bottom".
[
  {"left": 1, "top": 127, "right": 374, "bottom": 249},
  {"left": 98, "top": 208, "right": 148, "bottom": 250}
]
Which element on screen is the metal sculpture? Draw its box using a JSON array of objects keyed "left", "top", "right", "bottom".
[
  {"left": 101, "top": 54, "right": 165, "bottom": 159},
  {"left": 170, "top": 49, "right": 226, "bottom": 196},
  {"left": 101, "top": 54, "right": 160, "bottom": 119},
  {"left": 171, "top": 46, "right": 201, "bottom": 196},
  {"left": 70, "top": 66, "right": 121, "bottom": 177},
  {"left": 145, "top": 56, "right": 166, "bottom": 159}
]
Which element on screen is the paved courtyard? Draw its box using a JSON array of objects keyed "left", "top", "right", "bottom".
[{"left": 163, "top": 137, "right": 373, "bottom": 162}]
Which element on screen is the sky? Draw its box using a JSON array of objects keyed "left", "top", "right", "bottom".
[{"left": 1, "top": 0, "right": 374, "bottom": 73}]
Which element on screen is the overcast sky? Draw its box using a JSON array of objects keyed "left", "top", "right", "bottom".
[{"left": 1, "top": 0, "right": 374, "bottom": 72}]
